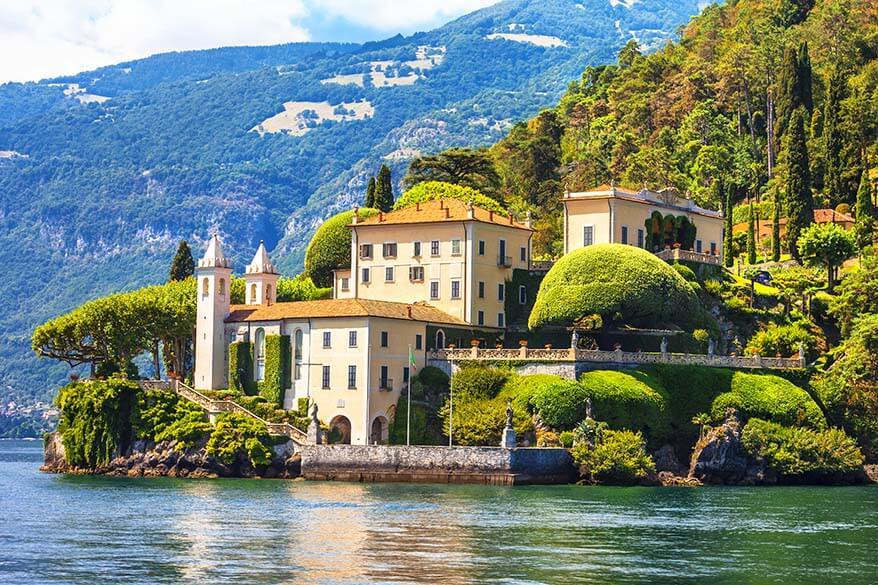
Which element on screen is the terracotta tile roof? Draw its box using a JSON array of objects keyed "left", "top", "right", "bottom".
[
  {"left": 226, "top": 298, "right": 472, "bottom": 326},
  {"left": 353, "top": 199, "right": 532, "bottom": 230},
  {"left": 814, "top": 208, "right": 854, "bottom": 223}
]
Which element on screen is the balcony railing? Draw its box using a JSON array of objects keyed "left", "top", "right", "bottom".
[
  {"left": 379, "top": 378, "right": 394, "bottom": 392},
  {"left": 498, "top": 255, "right": 513, "bottom": 268}
]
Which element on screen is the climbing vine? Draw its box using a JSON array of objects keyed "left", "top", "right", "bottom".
[
  {"left": 259, "top": 335, "right": 290, "bottom": 407},
  {"left": 228, "top": 341, "right": 255, "bottom": 395}
]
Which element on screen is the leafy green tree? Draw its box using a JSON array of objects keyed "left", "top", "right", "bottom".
[
  {"left": 830, "top": 248, "right": 878, "bottom": 336},
  {"left": 169, "top": 240, "right": 195, "bottom": 282},
  {"left": 393, "top": 181, "right": 505, "bottom": 213},
  {"left": 374, "top": 164, "right": 394, "bottom": 212},
  {"left": 771, "top": 265, "right": 823, "bottom": 316},
  {"left": 404, "top": 148, "right": 500, "bottom": 196},
  {"left": 364, "top": 177, "right": 376, "bottom": 208},
  {"left": 784, "top": 108, "right": 814, "bottom": 261},
  {"left": 304, "top": 208, "right": 378, "bottom": 287},
  {"left": 854, "top": 168, "right": 875, "bottom": 252},
  {"left": 797, "top": 222, "right": 856, "bottom": 291},
  {"left": 747, "top": 202, "right": 757, "bottom": 264},
  {"left": 205, "top": 412, "right": 272, "bottom": 467}
]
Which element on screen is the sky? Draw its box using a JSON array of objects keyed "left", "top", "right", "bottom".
[{"left": 0, "top": 0, "right": 498, "bottom": 83}]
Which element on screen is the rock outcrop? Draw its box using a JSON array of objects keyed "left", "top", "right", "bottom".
[{"left": 688, "top": 409, "right": 761, "bottom": 485}]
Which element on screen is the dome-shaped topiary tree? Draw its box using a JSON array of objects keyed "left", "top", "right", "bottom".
[
  {"left": 392, "top": 181, "right": 506, "bottom": 213},
  {"left": 305, "top": 208, "right": 378, "bottom": 287},
  {"left": 528, "top": 244, "right": 701, "bottom": 330}
]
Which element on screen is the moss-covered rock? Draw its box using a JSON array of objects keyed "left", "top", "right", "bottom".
[{"left": 528, "top": 244, "right": 701, "bottom": 330}]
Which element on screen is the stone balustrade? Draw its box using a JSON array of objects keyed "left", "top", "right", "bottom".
[
  {"left": 429, "top": 347, "right": 804, "bottom": 370},
  {"left": 655, "top": 248, "right": 722, "bottom": 266}
]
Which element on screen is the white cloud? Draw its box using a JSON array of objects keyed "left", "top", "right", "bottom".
[{"left": 0, "top": 0, "right": 498, "bottom": 84}]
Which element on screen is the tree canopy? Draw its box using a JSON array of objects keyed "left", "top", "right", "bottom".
[
  {"left": 404, "top": 147, "right": 501, "bottom": 196},
  {"left": 797, "top": 222, "right": 856, "bottom": 291},
  {"left": 169, "top": 240, "right": 195, "bottom": 282},
  {"left": 304, "top": 207, "right": 378, "bottom": 287},
  {"left": 392, "top": 181, "right": 506, "bottom": 214}
]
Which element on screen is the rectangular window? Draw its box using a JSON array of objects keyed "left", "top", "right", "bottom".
[
  {"left": 637, "top": 228, "right": 645, "bottom": 249},
  {"left": 415, "top": 334, "right": 423, "bottom": 350},
  {"left": 348, "top": 331, "right": 357, "bottom": 347},
  {"left": 498, "top": 283, "right": 505, "bottom": 301},
  {"left": 430, "top": 240, "right": 440, "bottom": 256},
  {"left": 710, "top": 241, "right": 717, "bottom": 255},
  {"left": 696, "top": 240, "right": 703, "bottom": 254},
  {"left": 478, "top": 310, "right": 484, "bottom": 326},
  {"left": 359, "top": 243, "right": 373, "bottom": 259},
  {"left": 381, "top": 331, "right": 389, "bottom": 347},
  {"left": 451, "top": 279, "right": 461, "bottom": 299},
  {"left": 322, "top": 331, "right": 331, "bottom": 348},
  {"left": 498, "top": 239, "right": 507, "bottom": 265},
  {"left": 413, "top": 241, "right": 421, "bottom": 257},
  {"left": 340, "top": 277, "right": 349, "bottom": 292},
  {"left": 478, "top": 240, "right": 486, "bottom": 256},
  {"left": 621, "top": 225, "right": 629, "bottom": 245},
  {"left": 382, "top": 242, "right": 397, "bottom": 258},
  {"left": 583, "top": 225, "right": 594, "bottom": 246},
  {"left": 322, "top": 365, "right": 331, "bottom": 389},
  {"left": 478, "top": 281, "right": 485, "bottom": 299},
  {"left": 498, "top": 312, "right": 505, "bottom": 328},
  {"left": 385, "top": 266, "right": 395, "bottom": 282},
  {"left": 451, "top": 239, "right": 461, "bottom": 256},
  {"left": 403, "top": 366, "right": 410, "bottom": 384},
  {"left": 519, "top": 285, "right": 527, "bottom": 305},
  {"left": 361, "top": 267, "right": 370, "bottom": 283},
  {"left": 380, "top": 365, "right": 389, "bottom": 389},
  {"left": 409, "top": 266, "right": 424, "bottom": 281},
  {"left": 520, "top": 246, "right": 527, "bottom": 262},
  {"left": 348, "top": 365, "right": 357, "bottom": 390},
  {"left": 430, "top": 280, "right": 440, "bottom": 300}
]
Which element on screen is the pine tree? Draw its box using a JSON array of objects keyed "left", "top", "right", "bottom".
[
  {"left": 772, "top": 196, "right": 781, "bottom": 262},
  {"left": 169, "top": 240, "right": 195, "bottom": 282},
  {"left": 364, "top": 177, "right": 376, "bottom": 208},
  {"left": 374, "top": 164, "right": 394, "bottom": 212},
  {"left": 721, "top": 180, "right": 734, "bottom": 267},
  {"left": 747, "top": 202, "right": 757, "bottom": 265},
  {"left": 785, "top": 108, "right": 815, "bottom": 261},
  {"left": 823, "top": 68, "right": 846, "bottom": 206},
  {"left": 854, "top": 167, "right": 875, "bottom": 252}
]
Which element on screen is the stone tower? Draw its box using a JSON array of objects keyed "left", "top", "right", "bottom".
[
  {"left": 194, "top": 234, "right": 232, "bottom": 390},
  {"left": 244, "top": 241, "right": 279, "bottom": 306}
]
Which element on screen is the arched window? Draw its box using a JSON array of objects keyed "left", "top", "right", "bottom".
[
  {"left": 254, "top": 328, "right": 266, "bottom": 381},
  {"left": 436, "top": 329, "right": 445, "bottom": 350},
  {"left": 250, "top": 283, "right": 257, "bottom": 305},
  {"left": 219, "top": 278, "right": 226, "bottom": 296},
  {"left": 202, "top": 278, "right": 209, "bottom": 296},
  {"left": 294, "top": 329, "right": 303, "bottom": 380},
  {"left": 266, "top": 284, "right": 272, "bottom": 304}
]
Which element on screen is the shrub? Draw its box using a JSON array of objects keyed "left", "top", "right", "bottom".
[
  {"left": 418, "top": 366, "right": 449, "bottom": 391},
  {"left": 579, "top": 370, "right": 671, "bottom": 445},
  {"left": 304, "top": 207, "right": 378, "bottom": 287},
  {"left": 672, "top": 263, "right": 698, "bottom": 282},
  {"left": 205, "top": 412, "right": 273, "bottom": 467},
  {"left": 276, "top": 275, "right": 331, "bottom": 302},
  {"left": 744, "top": 323, "right": 818, "bottom": 359},
  {"left": 571, "top": 430, "right": 656, "bottom": 484},
  {"left": 529, "top": 244, "right": 701, "bottom": 330},
  {"left": 711, "top": 372, "right": 825, "bottom": 428},
  {"left": 559, "top": 431, "right": 575, "bottom": 448},
  {"left": 451, "top": 366, "right": 508, "bottom": 401},
  {"left": 529, "top": 378, "right": 589, "bottom": 430},
  {"left": 55, "top": 376, "right": 140, "bottom": 468},
  {"left": 153, "top": 402, "right": 212, "bottom": 448},
  {"left": 136, "top": 388, "right": 182, "bottom": 439},
  {"left": 393, "top": 181, "right": 505, "bottom": 213},
  {"left": 741, "top": 418, "right": 864, "bottom": 475}
]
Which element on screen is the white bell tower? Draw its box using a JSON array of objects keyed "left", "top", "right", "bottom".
[
  {"left": 194, "top": 234, "right": 232, "bottom": 390},
  {"left": 244, "top": 241, "right": 279, "bottom": 305}
]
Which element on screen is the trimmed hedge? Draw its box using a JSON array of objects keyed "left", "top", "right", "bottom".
[
  {"left": 228, "top": 341, "right": 254, "bottom": 395},
  {"left": 529, "top": 244, "right": 701, "bottom": 330},
  {"left": 451, "top": 366, "right": 508, "bottom": 401},
  {"left": 711, "top": 372, "right": 825, "bottom": 429},
  {"left": 741, "top": 418, "right": 863, "bottom": 476},
  {"left": 304, "top": 207, "right": 378, "bottom": 287},
  {"left": 580, "top": 371, "right": 671, "bottom": 445},
  {"left": 672, "top": 263, "right": 698, "bottom": 282},
  {"left": 528, "top": 378, "right": 589, "bottom": 430},
  {"left": 393, "top": 181, "right": 505, "bottom": 213},
  {"left": 259, "top": 335, "right": 290, "bottom": 407}
]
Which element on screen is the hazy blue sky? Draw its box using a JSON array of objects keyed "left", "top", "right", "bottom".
[{"left": 0, "top": 0, "right": 497, "bottom": 83}]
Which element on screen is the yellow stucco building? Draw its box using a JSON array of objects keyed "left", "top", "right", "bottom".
[
  {"left": 562, "top": 185, "right": 725, "bottom": 260},
  {"left": 194, "top": 199, "right": 533, "bottom": 445}
]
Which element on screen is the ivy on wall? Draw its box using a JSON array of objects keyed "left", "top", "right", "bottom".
[
  {"left": 259, "top": 335, "right": 290, "bottom": 407},
  {"left": 228, "top": 341, "right": 255, "bottom": 395}
]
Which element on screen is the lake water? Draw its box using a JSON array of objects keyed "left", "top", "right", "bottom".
[{"left": 1, "top": 440, "right": 877, "bottom": 584}]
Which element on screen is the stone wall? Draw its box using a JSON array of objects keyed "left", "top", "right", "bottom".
[{"left": 299, "top": 444, "right": 575, "bottom": 485}]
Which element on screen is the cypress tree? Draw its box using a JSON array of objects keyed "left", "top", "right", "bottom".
[
  {"left": 776, "top": 43, "right": 813, "bottom": 145},
  {"left": 364, "top": 177, "right": 376, "bottom": 208},
  {"left": 722, "top": 180, "right": 734, "bottom": 267},
  {"left": 784, "top": 108, "right": 814, "bottom": 261},
  {"left": 823, "top": 69, "right": 846, "bottom": 206},
  {"left": 374, "top": 164, "right": 394, "bottom": 212},
  {"left": 797, "top": 43, "right": 813, "bottom": 116},
  {"left": 854, "top": 167, "right": 875, "bottom": 252},
  {"left": 772, "top": 196, "right": 781, "bottom": 262},
  {"left": 169, "top": 240, "right": 195, "bottom": 282},
  {"left": 747, "top": 202, "right": 757, "bottom": 265}
]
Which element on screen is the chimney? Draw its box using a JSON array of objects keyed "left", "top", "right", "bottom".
[
  {"left": 489, "top": 210, "right": 494, "bottom": 222},
  {"left": 407, "top": 306, "right": 413, "bottom": 319},
  {"left": 352, "top": 206, "right": 359, "bottom": 224},
  {"left": 508, "top": 213, "right": 513, "bottom": 225},
  {"left": 466, "top": 201, "right": 475, "bottom": 219},
  {"left": 525, "top": 211, "right": 533, "bottom": 229},
  {"left": 439, "top": 199, "right": 445, "bottom": 210},
  {"left": 416, "top": 202, "right": 420, "bottom": 211},
  {"left": 378, "top": 211, "right": 384, "bottom": 222},
  {"left": 444, "top": 207, "right": 450, "bottom": 219}
]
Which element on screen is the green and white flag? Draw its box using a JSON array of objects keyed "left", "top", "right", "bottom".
[{"left": 408, "top": 347, "right": 417, "bottom": 372}]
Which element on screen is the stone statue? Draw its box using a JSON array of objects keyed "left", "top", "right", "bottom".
[
  {"left": 660, "top": 336, "right": 669, "bottom": 354},
  {"left": 505, "top": 400, "right": 514, "bottom": 429},
  {"left": 584, "top": 397, "right": 593, "bottom": 420},
  {"left": 311, "top": 402, "right": 319, "bottom": 424},
  {"left": 798, "top": 342, "right": 806, "bottom": 361},
  {"left": 501, "top": 400, "right": 516, "bottom": 449},
  {"left": 307, "top": 402, "right": 322, "bottom": 445},
  {"left": 708, "top": 338, "right": 716, "bottom": 357},
  {"left": 571, "top": 329, "right": 580, "bottom": 350}
]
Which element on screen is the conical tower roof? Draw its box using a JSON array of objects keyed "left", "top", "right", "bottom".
[
  {"left": 246, "top": 241, "right": 278, "bottom": 274},
  {"left": 198, "top": 234, "right": 231, "bottom": 269}
]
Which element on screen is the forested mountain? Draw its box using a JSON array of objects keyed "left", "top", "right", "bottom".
[{"left": 0, "top": 0, "right": 703, "bottom": 405}]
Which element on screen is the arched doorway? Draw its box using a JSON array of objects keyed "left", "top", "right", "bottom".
[
  {"left": 254, "top": 328, "right": 266, "bottom": 381},
  {"left": 329, "top": 415, "right": 352, "bottom": 445},
  {"left": 370, "top": 416, "right": 388, "bottom": 445},
  {"left": 436, "top": 329, "right": 446, "bottom": 350}
]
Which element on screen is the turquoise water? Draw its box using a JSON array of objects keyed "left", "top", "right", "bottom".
[{"left": 1, "top": 440, "right": 877, "bottom": 584}]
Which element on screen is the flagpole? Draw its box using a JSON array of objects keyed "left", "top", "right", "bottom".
[
  {"left": 406, "top": 344, "right": 411, "bottom": 446},
  {"left": 448, "top": 354, "right": 454, "bottom": 447}
]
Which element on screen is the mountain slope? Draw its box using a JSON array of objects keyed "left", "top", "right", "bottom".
[{"left": 0, "top": 0, "right": 703, "bottom": 405}]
